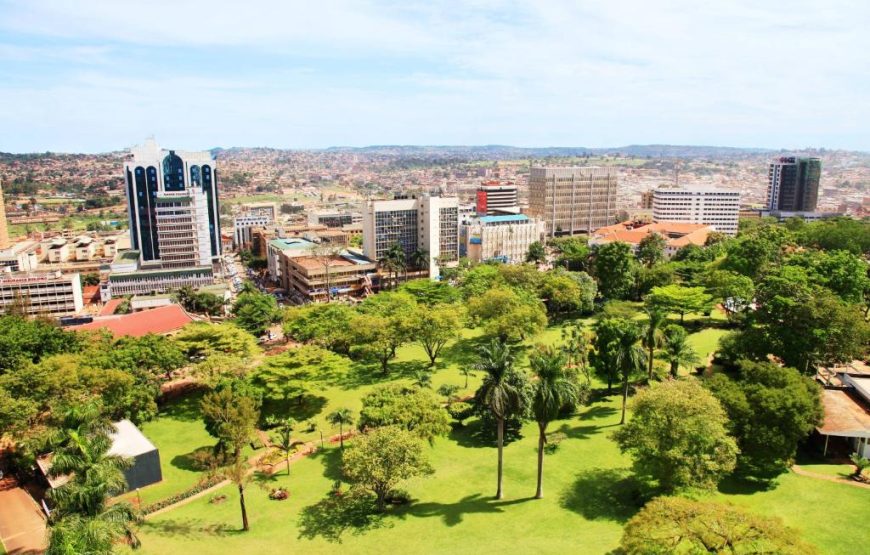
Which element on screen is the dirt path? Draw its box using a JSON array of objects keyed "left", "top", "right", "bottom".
[
  {"left": 791, "top": 465, "right": 870, "bottom": 490},
  {"left": 0, "top": 479, "right": 47, "bottom": 555}
]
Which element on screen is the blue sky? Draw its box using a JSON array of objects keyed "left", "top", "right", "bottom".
[{"left": 1, "top": 0, "right": 868, "bottom": 153}]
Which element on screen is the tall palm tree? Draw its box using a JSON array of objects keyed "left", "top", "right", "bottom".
[
  {"left": 659, "top": 324, "right": 701, "bottom": 378},
  {"left": 614, "top": 324, "right": 646, "bottom": 425},
  {"left": 642, "top": 307, "right": 667, "bottom": 381},
  {"left": 474, "top": 340, "right": 527, "bottom": 500},
  {"left": 272, "top": 418, "right": 295, "bottom": 476},
  {"left": 530, "top": 347, "right": 581, "bottom": 499},
  {"left": 327, "top": 408, "right": 354, "bottom": 449},
  {"left": 411, "top": 248, "right": 430, "bottom": 273},
  {"left": 561, "top": 323, "right": 591, "bottom": 386}
]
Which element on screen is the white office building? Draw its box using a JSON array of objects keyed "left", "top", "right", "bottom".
[
  {"left": 652, "top": 185, "right": 740, "bottom": 235},
  {"left": 234, "top": 214, "right": 273, "bottom": 250},
  {"left": 476, "top": 183, "right": 520, "bottom": 215},
  {"left": 0, "top": 271, "right": 83, "bottom": 316},
  {"left": 462, "top": 214, "right": 545, "bottom": 264},
  {"left": 123, "top": 138, "right": 221, "bottom": 269},
  {"left": 362, "top": 195, "right": 459, "bottom": 278}
]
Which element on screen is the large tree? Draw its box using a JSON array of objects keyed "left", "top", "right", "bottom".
[
  {"left": 412, "top": 304, "right": 462, "bottom": 366},
  {"left": 703, "top": 269, "right": 755, "bottom": 319},
  {"left": 232, "top": 289, "right": 280, "bottom": 336},
  {"left": 283, "top": 303, "right": 356, "bottom": 354},
  {"left": 658, "top": 324, "right": 701, "bottom": 378},
  {"left": 612, "top": 379, "right": 737, "bottom": 493},
  {"left": 474, "top": 340, "right": 529, "bottom": 499},
  {"left": 707, "top": 360, "right": 823, "bottom": 478},
  {"left": 174, "top": 322, "right": 259, "bottom": 360},
  {"left": 593, "top": 241, "right": 637, "bottom": 300},
  {"left": 358, "top": 384, "right": 450, "bottom": 444},
  {"left": 526, "top": 241, "right": 547, "bottom": 264},
  {"left": 468, "top": 287, "right": 547, "bottom": 342},
  {"left": 201, "top": 384, "right": 260, "bottom": 460},
  {"left": 614, "top": 322, "right": 646, "bottom": 425},
  {"left": 642, "top": 307, "right": 666, "bottom": 381},
  {"left": 621, "top": 497, "right": 818, "bottom": 555},
  {"left": 636, "top": 233, "right": 666, "bottom": 267},
  {"left": 645, "top": 284, "right": 713, "bottom": 323},
  {"left": 529, "top": 347, "right": 583, "bottom": 499},
  {"left": 342, "top": 426, "right": 434, "bottom": 512}
]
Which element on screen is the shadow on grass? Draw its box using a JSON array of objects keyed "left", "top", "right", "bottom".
[
  {"left": 142, "top": 518, "right": 243, "bottom": 538},
  {"left": 440, "top": 334, "right": 492, "bottom": 369},
  {"left": 260, "top": 395, "right": 328, "bottom": 423},
  {"left": 577, "top": 404, "right": 618, "bottom": 422},
  {"left": 158, "top": 391, "right": 205, "bottom": 422},
  {"left": 449, "top": 417, "right": 525, "bottom": 449},
  {"left": 338, "top": 359, "right": 427, "bottom": 389},
  {"left": 170, "top": 445, "right": 215, "bottom": 472},
  {"left": 560, "top": 468, "right": 643, "bottom": 523},
  {"left": 716, "top": 475, "right": 778, "bottom": 495},
  {"left": 297, "top": 493, "right": 389, "bottom": 543},
  {"left": 307, "top": 446, "right": 344, "bottom": 482},
  {"left": 404, "top": 493, "right": 534, "bottom": 526}
]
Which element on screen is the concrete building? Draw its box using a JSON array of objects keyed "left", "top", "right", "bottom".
[
  {"left": 528, "top": 167, "right": 618, "bottom": 237},
  {"left": 241, "top": 202, "right": 277, "bottom": 220},
  {"left": 476, "top": 182, "right": 520, "bottom": 215},
  {"left": 362, "top": 195, "right": 459, "bottom": 278},
  {"left": 652, "top": 185, "right": 740, "bottom": 235},
  {"left": 767, "top": 156, "right": 821, "bottom": 212},
  {"left": 0, "top": 271, "right": 83, "bottom": 316},
  {"left": 314, "top": 210, "right": 362, "bottom": 228},
  {"left": 280, "top": 249, "right": 376, "bottom": 302},
  {"left": 0, "top": 240, "right": 40, "bottom": 272},
  {"left": 234, "top": 213, "right": 273, "bottom": 250},
  {"left": 266, "top": 237, "right": 316, "bottom": 284},
  {"left": 462, "top": 214, "right": 545, "bottom": 264},
  {"left": 123, "top": 138, "right": 221, "bottom": 269},
  {"left": 102, "top": 264, "right": 214, "bottom": 301}
]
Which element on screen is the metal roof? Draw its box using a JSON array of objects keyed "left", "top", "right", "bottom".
[{"left": 479, "top": 214, "right": 529, "bottom": 224}]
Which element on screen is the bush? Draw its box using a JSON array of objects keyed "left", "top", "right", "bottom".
[{"left": 141, "top": 475, "right": 226, "bottom": 514}]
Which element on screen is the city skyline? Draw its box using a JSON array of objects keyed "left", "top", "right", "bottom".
[{"left": 1, "top": 0, "right": 868, "bottom": 153}]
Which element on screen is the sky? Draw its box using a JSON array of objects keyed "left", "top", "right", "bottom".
[{"left": 0, "top": 0, "right": 868, "bottom": 153}]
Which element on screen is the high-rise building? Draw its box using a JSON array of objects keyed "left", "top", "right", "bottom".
[
  {"left": 652, "top": 185, "right": 741, "bottom": 235},
  {"left": 362, "top": 195, "right": 459, "bottom": 278},
  {"left": 0, "top": 179, "right": 10, "bottom": 250},
  {"left": 527, "top": 167, "right": 618, "bottom": 237},
  {"left": 123, "top": 138, "right": 221, "bottom": 269},
  {"left": 476, "top": 182, "right": 519, "bottom": 215},
  {"left": 767, "top": 157, "right": 821, "bottom": 212}
]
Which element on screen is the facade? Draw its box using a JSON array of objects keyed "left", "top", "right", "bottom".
[
  {"left": 0, "top": 240, "right": 39, "bottom": 272},
  {"left": 476, "top": 183, "right": 519, "bottom": 215},
  {"left": 315, "top": 211, "right": 362, "bottom": 228},
  {"left": 652, "top": 185, "right": 740, "bottom": 235},
  {"left": 767, "top": 157, "right": 821, "bottom": 212},
  {"left": 0, "top": 271, "right": 83, "bottom": 316},
  {"left": 280, "top": 250, "right": 376, "bottom": 302},
  {"left": 102, "top": 266, "right": 214, "bottom": 301},
  {"left": 242, "top": 202, "right": 278, "bottom": 220},
  {"left": 528, "top": 167, "right": 618, "bottom": 237},
  {"left": 234, "top": 214, "right": 273, "bottom": 250},
  {"left": 462, "top": 214, "right": 545, "bottom": 264},
  {"left": 123, "top": 138, "right": 221, "bottom": 268},
  {"left": 362, "top": 195, "right": 459, "bottom": 278},
  {"left": 266, "top": 237, "right": 316, "bottom": 283}
]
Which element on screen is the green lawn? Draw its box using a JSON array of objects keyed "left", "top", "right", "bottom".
[{"left": 125, "top": 318, "right": 870, "bottom": 554}]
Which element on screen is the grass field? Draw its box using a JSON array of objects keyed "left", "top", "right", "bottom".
[{"left": 123, "top": 317, "right": 870, "bottom": 554}]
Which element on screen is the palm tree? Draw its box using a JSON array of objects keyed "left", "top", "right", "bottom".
[
  {"left": 272, "top": 418, "right": 295, "bottom": 476},
  {"left": 224, "top": 455, "right": 251, "bottom": 531},
  {"left": 614, "top": 324, "right": 646, "bottom": 425},
  {"left": 327, "top": 408, "right": 354, "bottom": 449},
  {"left": 530, "top": 347, "right": 581, "bottom": 499},
  {"left": 659, "top": 324, "right": 701, "bottom": 378},
  {"left": 474, "top": 340, "right": 527, "bottom": 500},
  {"left": 561, "top": 323, "right": 591, "bottom": 386},
  {"left": 411, "top": 248, "right": 430, "bottom": 273},
  {"left": 642, "top": 307, "right": 667, "bottom": 381}
]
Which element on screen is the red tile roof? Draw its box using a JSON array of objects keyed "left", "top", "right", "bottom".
[
  {"left": 592, "top": 221, "right": 711, "bottom": 249},
  {"left": 71, "top": 305, "right": 194, "bottom": 338},
  {"left": 99, "top": 298, "right": 123, "bottom": 316}
]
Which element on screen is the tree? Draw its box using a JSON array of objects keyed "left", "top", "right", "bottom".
[
  {"left": 460, "top": 366, "right": 475, "bottom": 389},
  {"left": 174, "top": 322, "right": 259, "bottom": 360},
  {"left": 271, "top": 418, "right": 295, "bottom": 476},
  {"left": 614, "top": 322, "right": 646, "bottom": 424},
  {"left": 410, "top": 248, "right": 430, "bottom": 271},
  {"left": 658, "top": 324, "right": 700, "bottom": 378},
  {"left": 411, "top": 304, "right": 462, "bottom": 366},
  {"left": 283, "top": 303, "right": 355, "bottom": 354},
  {"left": 642, "top": 307, "right": 666, "bottom": 381},
  {"left": 379, "top": 243, "right": 407, "bottom": 289},
  {"left": 358, "top": 384, "right": 450, "bottom": 444},
  {"left": 327, "top": 408, "right": 354, "bottom": 449},
  {"left": 342, "top": 426, "right": 434, "bottom": 512},
  {"left": 81, "top": 272, "right": 100, "bottom": 286},
  {"left": 351, "top": 313, "right": 405, "bottom": 374},
  {"left": 539, "top": 271, "right": 590, "bottom": 314},
  {"left": 561, "top": 323, "right": 591, "bottom": 385},
  {"left": 636, "top": 233, "right": 666, "bottom": 267},
  {"left": 593, "top": 241, "right": 637, "bottom": 300},
  {"left": 399, "top": 279, "right": 460, "bottom": 306},
  {"left": 591, "top": 317, "right": 626, "bottom": 394},
  {"left": 645, "top": 284, "right": 712, "bottom": 323},
  {"left": 552, "top": 236, "right": 590, "bottom": 271},
  {"left": 468, "top": 287, "right": 547, "bottom": 342},
  {"left": 224, "top": 453, "right": 252, "bottom": 531},
  {"left": 473, "top": 340, "right": 529, "bottom": 499},
  {"left": 526, "top": 241, "right": 546, "bottom": 264},
  {"left": 703, "top": 269, "right": 755, "bottom": 318},
  {"left": 249, "top": 345, "right": 346, "bottom": 407},
  {"left": 612, "top": 379, "right": 737, "bottom": 492},
  {"left": 201, "top": 385, "right": 260, "bottom": 460},
  {"left": 529, "top": 347, "right": 583, "bottom": 498},
  {"left": 707, "top": 360, "right": 822, "bottom": 478},
  {"left": 785, "top": 249, "right": 870, "bottom": 304},
  {"left": 0, "top": 315, "right": 80, "bottom": 372},
  {"left": 232, "top": 290, "right": 279, "bottom": 336},
  {"left": 621, "top": 497, "right": 818, "bottom": 555}
]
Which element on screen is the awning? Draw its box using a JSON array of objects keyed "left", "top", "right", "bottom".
[{"left": 817, "top": 389, "right": 870, "bottom": 439}]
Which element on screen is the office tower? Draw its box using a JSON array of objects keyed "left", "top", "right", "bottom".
[
  {"left": 527, "top": 167, "right": 618, "bottom": 237},
  {"left": 362, "top": 195, "right": 459, "bottom": 277},
  {"left": 640, "top": 190, "right": 654, "bottom": 210},
  {"left": 123, "top": 138, "right": 221, "bottom": 269},
  {"left": 476, "top": 182, "right": 519, "bottom": 215},
  {"left": 652, "top": 185, "right": 741, "bottom": 235},
  {"left": 767, "top": 157, "right": 821, "bottom": 212},
  {"left": 0, "top": 179, "right": 10, "bottom": 249},
  {"left": 0, "top": 271, "right": 83, "bottom": 316}
]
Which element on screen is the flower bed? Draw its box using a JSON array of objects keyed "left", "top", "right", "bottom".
[{"left": 141, "top": 475, "right": 226, "bottom": 515}]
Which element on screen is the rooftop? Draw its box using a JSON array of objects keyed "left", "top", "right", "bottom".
[
  {"left": 70, "top": 304, "right": 194, "bottom": 337},
  {"left": 817, "top": 388, "right": 870, "bottom": 439},
  {"left": 269, "top": 237, "right": 316, "bottom": 251},
  {"left": 592, "top": 221, "right": 711, "bottom": 248},
  {"left": 108, "top": 419, "right": 158, "bottom": 457},
  {"left": 480, "top": 214, "right": 530, "bottom": 224}
]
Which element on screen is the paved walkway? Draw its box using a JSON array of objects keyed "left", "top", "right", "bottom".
[{"left": 0, "top": 480, "right": 46, "bottom": 555}]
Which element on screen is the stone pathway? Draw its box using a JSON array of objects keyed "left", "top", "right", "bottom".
[{"left": 0, "top": 479, "right": 47, "bottom": 555}]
